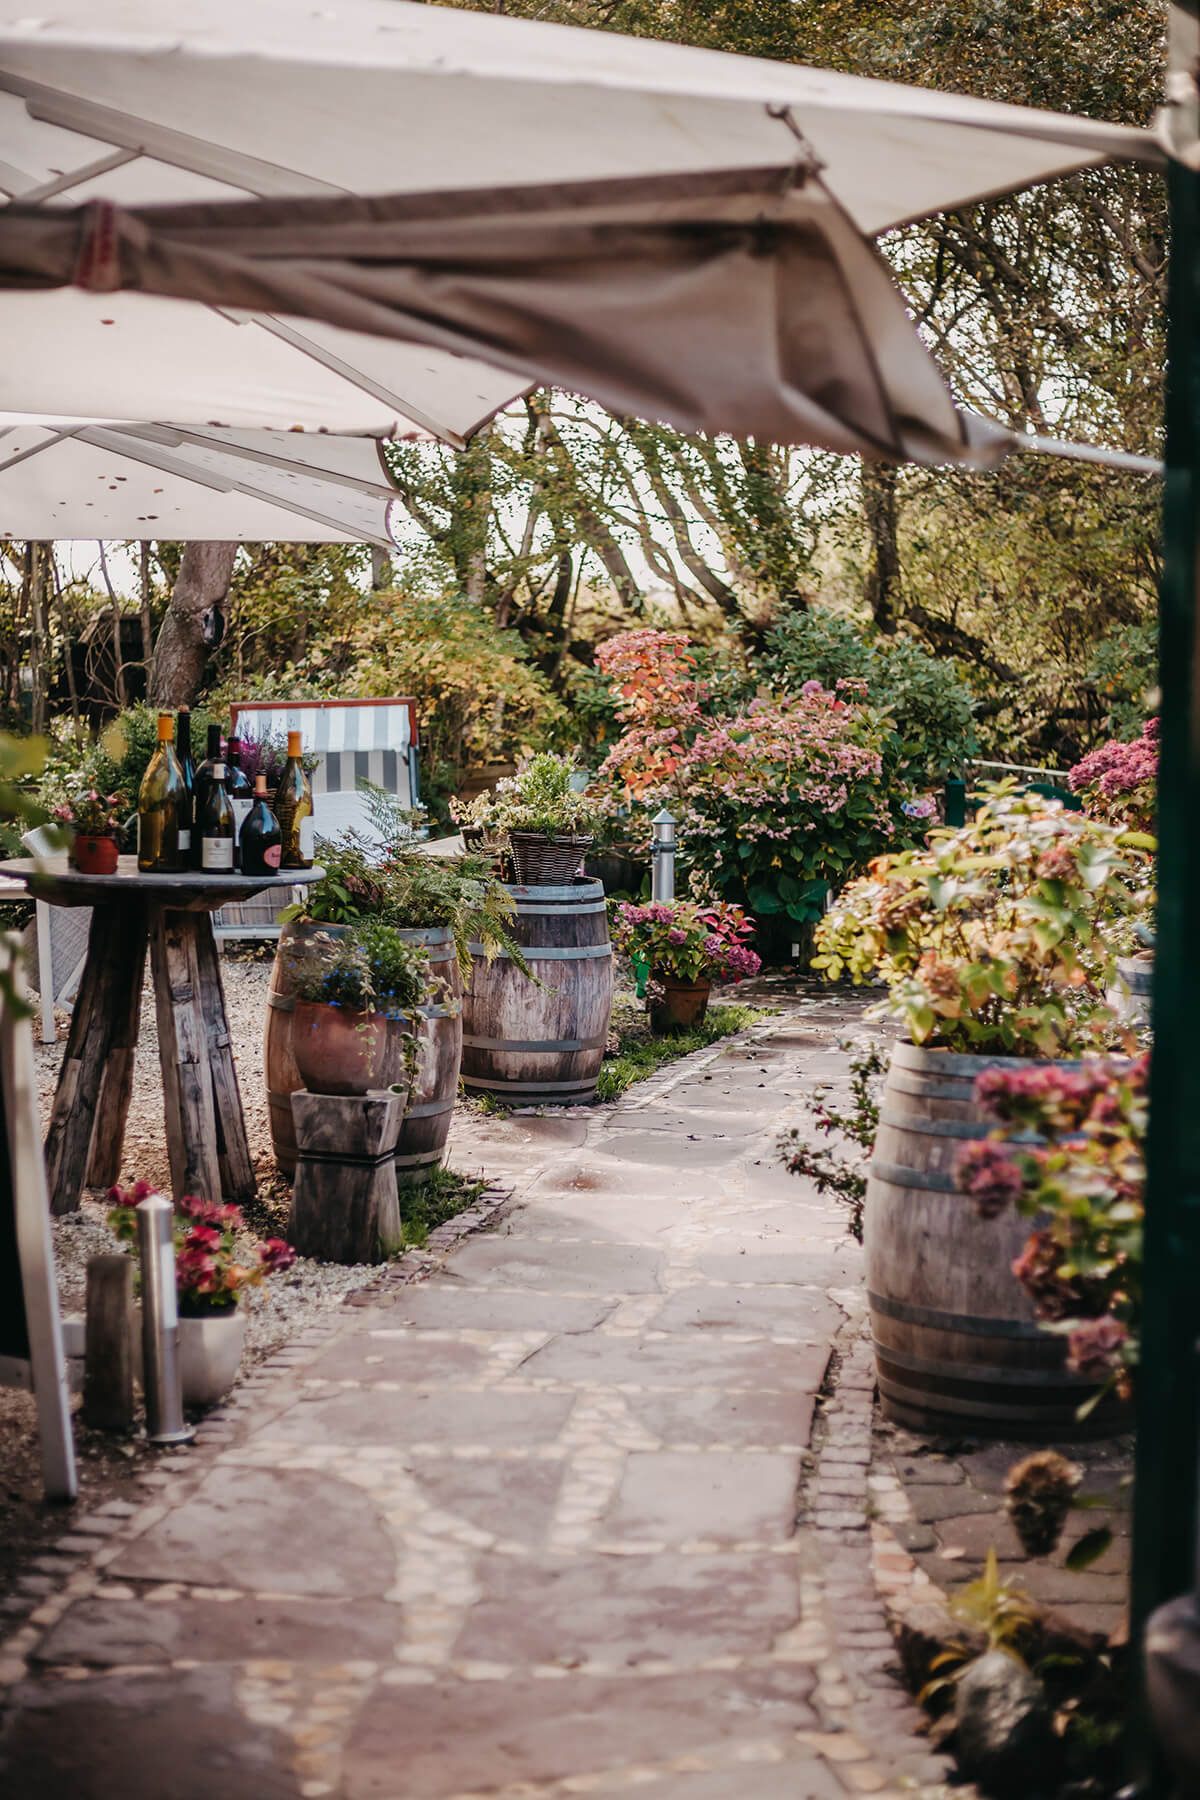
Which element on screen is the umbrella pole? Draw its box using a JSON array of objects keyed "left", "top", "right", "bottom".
[{"left": 1131, "top": 154, "right": 1200, "bottom": 1793}]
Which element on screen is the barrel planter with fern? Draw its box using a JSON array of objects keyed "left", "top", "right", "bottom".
[
  {"left": 265, "top": 920, "right": 461, "bottom": 1180},
  {"left": 461, "top": 880, "right": 613, "bottom": 1105},
  {"left": 866, "top": 1040, "right": 1125, "bottom": 1440}
]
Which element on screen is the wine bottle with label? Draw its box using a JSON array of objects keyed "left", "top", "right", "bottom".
[
  {"left": 199, "top": 762, "right": 236, "bottom": 872},
  {"left": 194, "top": 723, "right": 222, "bottom": 829},
  {"left": 137, "top": 712, "right": 188, "bottom": 872},
  {"left": 240, "top": 774, "right": 283, "bottom": 876},
  {"left": 273, "top": 730, "right": 314, "bottom": 869},
  {"left": 174, "top": 706, "right": 197, "bottom": 866},
  {"left": 225, "top": 738, "right": 254, "bottom": 872}
]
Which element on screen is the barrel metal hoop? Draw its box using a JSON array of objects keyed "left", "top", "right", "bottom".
[
  {"left": 873, "top": 1341, "right": 1082, "bottom": 1388},
  {"left": 466, "top": 942, "right": 612, "bottom": 961},
  {"left": 891, "top": 1044, "right": 1086, "bottom": 1078},
  {"left": 461, "top": 1074, "right": 598, "bottom": 1094},
  {"left": 868, "top": 1287, "right": 1046, "bottom": 1340},
  {"left": 393, "top": 1149, "right": 441, "bottom": 1168},
  {"left": 868, "top": 1158, "right": 961, "bottom": 1195},
  {"left": 877, "top": 1379, "right": 1088, "bottom": 1427},
  {"left": 876, "top": 1111, "right": 1042, "bottom": 1145},
  {"left": 503, "top": 881, "right": 604, "bottom": 901},
  {"left": 462, "top": 1033, "right": 607, "bottom": 1053},
  {"left": 397, "top": 927, "right": 454, "bottom": 945},
  {"left": 402, "top": 1097, "right": 456, "bottom": 1120},
  {"left": 509, "top": 902, "right": 607, "bottom": 917}
]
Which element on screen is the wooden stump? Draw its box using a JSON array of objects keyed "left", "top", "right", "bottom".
[
  {"left": 289, "top": 1090, "right": 403, "bottom": 1265},
  {"left": 82, "top": 1254, "right": 135, "bottom": 1432}
]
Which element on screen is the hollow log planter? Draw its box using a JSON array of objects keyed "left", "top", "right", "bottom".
[
  {"left": 266, "top": 922, "right": 462, "bottom": 1181},
  {"left": 866, "top": 1040, "right": 1125, "bottom": 1439},
  {"left": 461, "top": 880, "right": 613, "bottom": 1106},
  {"left": 288, "top": 1089, "right": 403, "bottom": 1264}
]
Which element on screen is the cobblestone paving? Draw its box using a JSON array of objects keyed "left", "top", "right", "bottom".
[{"left": 0, "top": 992, "right": 955, "bottom": 1800}]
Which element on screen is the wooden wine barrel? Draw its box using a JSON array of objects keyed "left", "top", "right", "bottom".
[
  {"left": 266, "top": 921, "right": 461, "bottom": 1182},
  {"left": 461, "top": 880, "right": 613, "bottom": 1105},
  {"left": 391, "top": 928, "right": 463, "bottom": 1188},
  {"left": 866, "top": 1040, "right": 1123, "bottom": 1439}
]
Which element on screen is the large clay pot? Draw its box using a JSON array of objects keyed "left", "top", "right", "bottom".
[
  {"left": 649, "top": 973, "right": 711, "bottom": 1034},
  {"left": 292, "top": 999, "right": 395, "bottom": 1096},
  {"left": 178, "top": 1306, "right": 246, "bottom": 1408},
  {"left": 866, "top": 1040, "right": 1126, "bottom": 1439},
  {"left": 461, "top": 880, "right": 613, "bottom": 1106},
  {"left": 265, "top": 920, "right": 348, "bottom": 1176},
  {"left": 68, "top": 832, "right": 119, "bottom": 876}
]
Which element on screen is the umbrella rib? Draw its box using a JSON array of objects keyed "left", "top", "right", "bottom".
[
  {"left": 0, "top": 72, "right": 347, "bottom": 199},
  {"left": 0, "top": 427, "right": 83, "bottom": 476},
  {"left": 15, "top": 148, "right": 138, "bottom": 206},
  {"left": 115, "top": 422, "right": 400, "bottom": 498},
  {"left": 250, "top": 316, "right": 471, "bottom": 448}
]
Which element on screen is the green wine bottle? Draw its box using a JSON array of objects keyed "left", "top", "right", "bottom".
[
  {"left": 199, "top": 762, "right": 236, "bottom": 872},
  {"left": 137, "top": 712, "right": 188, "bottom": 873},
  {"left": 274, "top": 730, "right": 314, "bottom": 870}
]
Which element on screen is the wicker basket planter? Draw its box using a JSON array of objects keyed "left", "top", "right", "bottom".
[{"left": 508, "top": 831, "right": 594, "bottom": 885}]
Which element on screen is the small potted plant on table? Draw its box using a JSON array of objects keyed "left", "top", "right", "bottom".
[
  {"left": 108, "top": 1184, "right": 296, "bottom": 1407},
  {"left": 454, "top": 751, "right": 598, "bottom": 886},
  {"left": 612, "top": 898, "right": 761, "bottom": 1032},
  {"left": 54, "top": 790, "right": 124, "bottom": 875},
  {"left": 291, "top": 919, "right": 430, "bottom": 1098}
]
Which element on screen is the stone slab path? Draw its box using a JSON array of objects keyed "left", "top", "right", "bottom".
[{"left": 0, "top": 997, "right": 948, "bottom": 1800}]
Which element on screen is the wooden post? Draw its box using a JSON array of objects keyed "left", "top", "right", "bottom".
[
  {"left": 150, "top": 909, "right": 223, "bottom": 1204},
  {"left": 289, "top": 1090, "right": 403, "bottom": 1264},
  {"left": 82, "top": 1254, "right": 135, "bottom": 1432},
  {"left": 192, "top": 914, "right": 255, "bottom": 1200}
]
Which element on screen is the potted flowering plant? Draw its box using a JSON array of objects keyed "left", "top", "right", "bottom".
[
  {"left": 813, "top": 787, "right": 1150, "bottom": 1435},
  {"left": 956, "top": 1053, "right": 1144, "bottom": 1420},
  {"left": 54, "top": 790, "right": 124, "bottom": 874},
  {"left": 108, "top": 1183, "right": 296, "bottom": 1406},
  {"left": 291, "top": 919, "right": 429, "bottom": 1097},
  {"left": 1070, "top": 721, "right": 1158, "bottom": 1019},
  {"left": 611, "top": 899, "right": 761, "bottom": 1031},
  {"left": 453, "top": 751, "right": 599, "bottom": 885}
]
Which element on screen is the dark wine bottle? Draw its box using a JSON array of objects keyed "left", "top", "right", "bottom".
[
  {"left": 199, "top": 762, "right": 236, "bottom": 872},
  {"left": 225, "top": 738, "right": 254, "bottom": 873},
  {"left": 240, "top": 773, "right": 283, "bottom": 876},
  {"left": 174, "top": 706, "right": 197, "bottom": 866},
  {"left": 137, "top": 712, "right": 188, "bottom": 872},
  {"left": 274, "top": 729, "right": 314, "bottom": 869},
  {"left": 194, "top": 723, "right": 223, "bottom": 830}
]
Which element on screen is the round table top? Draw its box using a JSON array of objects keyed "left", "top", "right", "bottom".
[{"left": 0, "top": 854, "right": 324, "bottom": 910}]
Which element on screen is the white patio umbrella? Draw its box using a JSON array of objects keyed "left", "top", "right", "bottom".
[
  {"left": 0, "top": 0, "right": 1163, "bottom": 465},
  {"left": 0, "top": 419, "right": 410, "bottom": 544}
]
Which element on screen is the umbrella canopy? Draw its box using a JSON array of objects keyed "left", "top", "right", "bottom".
[
  {"left": 0, "top": 420, "right": 407, "bottom": 543},
  {"left": 0, "top": 0, "right": 1163, "bottom": 463}
]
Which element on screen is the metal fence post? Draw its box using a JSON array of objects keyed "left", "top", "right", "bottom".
[
  {"left": 136, "top": 1194, "right": 194, "bottom": 1446},
  {"left": 651, "top": 809, "right": 676, "bottom": 904}
]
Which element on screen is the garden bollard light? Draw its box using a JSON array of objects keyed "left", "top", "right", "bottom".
[
  {"left": 136, "top": 1193, "right": 194, "bottom": 1446},
  {"left": 651, "top": 808, "right": 677, "bottom": 905}
]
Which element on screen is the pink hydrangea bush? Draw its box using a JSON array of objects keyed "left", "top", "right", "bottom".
[
  {"left": 955, "top": 1054, "right": 1146, "bottom": 1397},
  {"left": 610, "top": 899, "right": 761, "bottom": 986},
  {"left": 108, "top": 1184, "right": 296, "bottom": 1316},
  {"left": 1069, "top": 719, "right": 1157, "bottom": 835}
]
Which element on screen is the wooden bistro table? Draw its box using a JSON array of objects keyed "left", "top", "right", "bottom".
[{"left": 2, "top": 856, "right": 320, "bottom": 1216}]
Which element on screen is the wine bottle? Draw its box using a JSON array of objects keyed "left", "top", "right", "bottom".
[
  {"left": 194, "top": 723, "right": 223, "bottom": 829},
  {"left": 137, "top": 712, "right": 188, "bottom": 873},
  {"left": 225, "top": 738, "right": 254, "bottom": 873},
  {"left": 199, "top": 762, "right": 236, "bottom": 872},
  {"left": 240, "top": 774, "right": 283, "bottom": 876},
  {"left": 174, "top": 706, "right": 197, "bottom": 866},
  {"left": 273, "top": 730, "right": 314, "bottom": 869}
]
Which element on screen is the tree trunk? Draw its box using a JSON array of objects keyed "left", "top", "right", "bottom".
[
  {"left": 862, "top": 464, "right": 901, "bottom": 635},
  {"left": 151, "top": 542, "right": 237, "bottom": 709},
  {"left": 370, "top": 546, "right": 392, "bottom": 591},
  {"left": 24, "top": 541, "right": 51, "bottom": 735},
  {"left": 139, "top": 542, "right": 155, "bottom": 693},
  {"left": 97, "top": 542, "right": 127, "bottom": 707}
]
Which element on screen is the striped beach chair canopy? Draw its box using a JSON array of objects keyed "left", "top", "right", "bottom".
[{"left": 230, "top": 698, "right": 420, "bottom": 850}]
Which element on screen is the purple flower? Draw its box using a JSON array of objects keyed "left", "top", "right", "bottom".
[
  {"left": 667, "top": 928, "right": 687, "bottom": 946},
  {"left": 956, "top": 1139, "right": 1025, "bottom": 1219},
  {"left": 1067, "top": 1315, "right": 1129, "bottom": 1378}
]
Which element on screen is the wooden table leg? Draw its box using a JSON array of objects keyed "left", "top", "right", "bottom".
[
  {"left": 44, "top": 899, "right": 148, "bottom": 1216},
  {"left": 88, "top": 898, "right": 151, "bottom": 1190},
  {"left": 193, "top": 915, "right": 255, "bottom": 1201},
  {"left": 149, "top": 908, "right": 223, "bottom": 1206}
]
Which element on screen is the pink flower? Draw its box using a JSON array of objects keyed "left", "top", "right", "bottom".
[
  {"left": 258, "top": 1238, "right": 297, "bottom": 1274},
  {"left": 956, "top": 1140, "right": 1025, "bottom": 1219},
  {"left": 185, "top": 1224, "right": 221, "bottom": 1253},
  {"left": 667, "top": 928, "right": 687, "bottom": 946},
  {"left": 1067, "top": 1315, "right": 1129, "bottom": 1378}
]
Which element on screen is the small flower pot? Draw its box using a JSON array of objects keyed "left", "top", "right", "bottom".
[
  {"left": 178, "top": 1305, "right": 246, "bottom": 1408},
  {"left": 68, "top": 831, "right": 119, "bottom": 876},
  {"left": 649, "top": 974, "right": 712, "bottom": 1034},
  {"left": 293, "top": 999, "right": 388, "bottom": 1096}
]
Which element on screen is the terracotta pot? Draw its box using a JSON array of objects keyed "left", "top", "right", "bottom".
[
  {"left": 68, "top": 832, "right": 119, "bottom": 876},
  {"left": 178, "top": 1306, "right": 246, "bottom": 1408},
  {"left": 649, "top": 973, "right": 711, "bottom": 1033},
  {"left": 292, "top": 999, "right": 389, "bottom": 1096}
]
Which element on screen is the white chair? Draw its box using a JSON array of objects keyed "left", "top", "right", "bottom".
[{"left": 21, "top": 826, "right": 91, "bottom": 1045}]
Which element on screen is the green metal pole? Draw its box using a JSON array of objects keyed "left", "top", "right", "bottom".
[{"left": 1131, "top": 153, "right": 1200, "bottom": 1787}]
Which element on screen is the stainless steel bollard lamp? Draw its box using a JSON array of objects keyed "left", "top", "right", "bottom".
[
  {"left": 136, "top": 1192, "right": 195, "bottom": 1446},
  {"left": 651, "top": 808, "right": 677, "bottom": 905}
]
